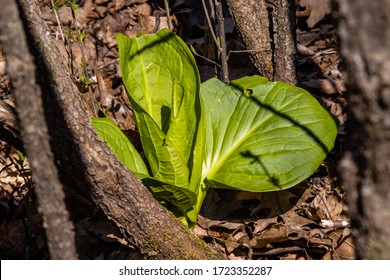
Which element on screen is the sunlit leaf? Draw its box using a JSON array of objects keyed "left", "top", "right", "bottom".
[
  {"left": 91, "top": 117, "right": 149, "bottom": 178},
  {"left": 201, "top": 76, "right": 338, "bottom": 192},
  {"left": 117, "top": 29, "right": 204, "bottom": 214}
]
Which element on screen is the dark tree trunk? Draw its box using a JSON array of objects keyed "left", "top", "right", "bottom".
[
  {"left": 336, "top": 0, "right": 390, "bottom": 259},
  {"left": 226, "top": 0, "right": 297, "bottom": 84},
  {"left": 0, "top": 0, "right": 222, "bottom": 259},
  {"left": 0, "top": 0, "right": 77, "bottom": 259}
]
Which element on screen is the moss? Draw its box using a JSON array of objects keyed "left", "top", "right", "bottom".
[{"left": 142, "top": 226, "right": 220, "bottom": 260}]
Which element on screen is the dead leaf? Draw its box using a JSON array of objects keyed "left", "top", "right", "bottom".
[
  {"left": 94, "top": 63, "right": 112, "bottom": 107},
  {"left": 249, "top": 223, "right": 290, "bottom": 248},
  {"left": 323, "top": 229, "right": 355, "bottom": 259},
  {"left": 299, "top": 0, "right": 332, "bottom": 28}
]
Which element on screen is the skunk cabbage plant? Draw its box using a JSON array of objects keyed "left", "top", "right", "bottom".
[{"left": 92, "top": 29, "right": 338, "bottom": 228}]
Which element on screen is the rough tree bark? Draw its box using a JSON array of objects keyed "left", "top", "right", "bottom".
[
  {"left": 0, "top": 0, "right": 78, "bottom": 260},
  {"left": 1, "top": 0, "right": 222, "bottom": 259},
  {"left": 336, "top": 0, "right": 390, "bottom": 259},
  {"left": 226, "top": 0, "right": 297, "bottom": 84}
]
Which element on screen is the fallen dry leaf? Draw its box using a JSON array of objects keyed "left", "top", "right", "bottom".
[{"left": 299, "top": 0, "right": 332, "bottom": 28}]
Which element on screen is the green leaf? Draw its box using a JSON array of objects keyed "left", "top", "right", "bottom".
[
  {"left": 117, "top": 30, "right": 199, "bottom": 130},
  {"left": 117, "top": 29, "right": 204, "bottom": 213},
  {"left": 201, "top": 76, "right": 338, "bottom": 192},
  {"left": 92, "top": 116, "right": 197, "bottom": 210},
  {"left": 142, "top": 178, "right": 197, "bottom": 210},
  {"left": 91, "top": 117, "right": 149, "bottom": 178},
  {"left": 129, "top": 101, "right": 190, "bottom": 187}
]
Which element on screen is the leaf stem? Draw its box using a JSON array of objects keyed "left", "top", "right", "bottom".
[{"left": 186, "top": 182, "right": 209, "bottom": 229}]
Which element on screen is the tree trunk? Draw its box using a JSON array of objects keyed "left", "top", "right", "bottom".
[
  {"left": 226, "top": 0, "right": 297, "bottom": 84},
  {"left": 3, "top": 0, "right": 222, "bottom": 259},
  {"left": 0, "top": 0, "right": 78, "bottom": 259},
  {"left": 336, "top": 0, "right": 390, "bottom": 259}
]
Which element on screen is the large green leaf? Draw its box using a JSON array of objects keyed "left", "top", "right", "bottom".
[
  {"left": 92, "top": 117, "right": 197, "bottom": 211},
  {"left": 201, "top": 76, "right": 338, "bottom": 192},
  {"left": 91, "top": 117, "right": 149, "bottom": 178},
  {"left": 117, "top": 30, "right": 199, "bottom": 129},
  {"left": 117, "top": 29, "right": 204, "bottom": 212}
]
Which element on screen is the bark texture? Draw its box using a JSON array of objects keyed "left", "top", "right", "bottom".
[
  {"left": 5, "top": 0, "right": 222, "bottom": 259},
  {"left": 0, "top": 0, "right": 77, "bottom": 259},
  {"left": 226, "top": 0, "right": 297, "bottom": 84},
  {"left": 336, "top": 0, "right": 390, "bottom": 259}
]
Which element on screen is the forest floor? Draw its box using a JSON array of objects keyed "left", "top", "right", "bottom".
[{"left": 0, "top": 0, "right": 353, "bottom": 259}]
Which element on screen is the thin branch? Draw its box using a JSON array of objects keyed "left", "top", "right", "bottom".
[
  {"left": 215, "top": 0, "right": 229, "bottom": 83},
  {"left": 163, "top": 0, "right": 172, "bottom": 30},
  {"left": 50, "top": 0, "right": 65, "bottom": 43},
  {"left": 190, "top": 45, "right": 222, "bottom": 69},
  {"left": 226, "top": 49, "right": 267, "bottom": 61},
  {"left": 70, "top": 5, "right": 88, "bottom": 77},
  {"left": 201, "top": 0, "right": 221, "bottom": 52}
]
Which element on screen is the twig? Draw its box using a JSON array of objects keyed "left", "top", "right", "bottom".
[
  {"left": 253, "top": 246, "right": 308, "bottom": 257},
  {"left": 190, "top": 45, "right": 222, "bottom": 69},
  {"left": 320, "top": 219, "right": 350, "bottom": 229},
  {"left": 70, "top": 6, "right": 88, "bottom": 78},
  {"left": 201, "top": 0, "right": 220, "bottom": 51},
  {"left": 215, "top": 0, "right": 229, "bottom": 83},
  {"left": 163, "top": 0, "right": 172, "bottom": 30},
  {"left": 227, "top": 49, "right": 265, "bottom": 61},
  {"left": 151, "top": 10, "right": 161, "bottom": 33},
  {"left": 50, "top": 0, "right": 65, "bottom": 43},
  {"left": 98, "top": 58, "right": 119, "bottom": 70},
  {"left": 51, "top": 0, "right": 74, "bottom": 74},
  {"left": 208, "top": 0, "right": 216, "bottom": 20}
]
